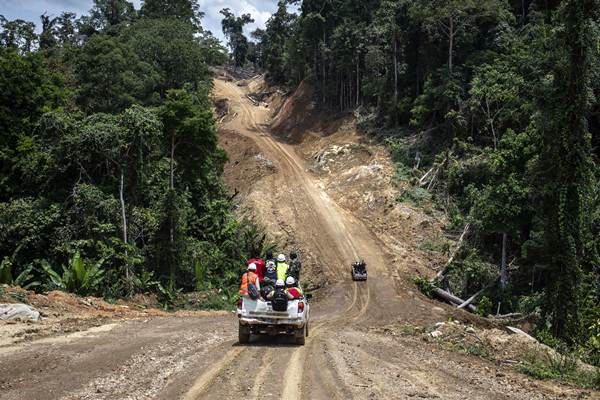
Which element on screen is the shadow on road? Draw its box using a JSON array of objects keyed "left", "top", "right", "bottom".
[{"left": 233, "top": 335, "right": 300, "bottom": 348}]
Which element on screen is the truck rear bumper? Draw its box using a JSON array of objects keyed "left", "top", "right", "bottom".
[{"left": 239, "top": 319, "right": 305, "bottom": 335}]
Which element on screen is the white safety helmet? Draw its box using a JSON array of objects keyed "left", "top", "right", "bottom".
[
  {"left": 285, "top": 276, "right": 295, "bottom": 286},
  {"left": 248, "top": 263, "right": 257, "bottom": 271},
  {"left": 275, "top": 279, "right": 285, "bottom": 287},
  {"left": 277, "top": 254, "right": 286, "bottom": 262}
]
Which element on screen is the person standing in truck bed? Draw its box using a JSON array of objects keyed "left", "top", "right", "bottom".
[
  {"left": 288, "top": 251, "right": 302, "bottom": 281},
  {"left": 246, "top": 256, "right": 266, "bottom": 283}
]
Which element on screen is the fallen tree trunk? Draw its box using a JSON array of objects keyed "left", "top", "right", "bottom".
[
  {"left": 246, "top": 94, "right": 258, "bottom": 105},
  {"left": 432, "top": 287, "right": 477, "bottom": 313}
]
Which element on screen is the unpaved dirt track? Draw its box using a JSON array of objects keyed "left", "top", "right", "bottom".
[{"left": 0, "top": 78, "right": 591, "bottom": 400}]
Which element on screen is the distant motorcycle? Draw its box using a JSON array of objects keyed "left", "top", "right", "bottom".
[{"left": 351, "top": 260, "right": 367, "bottom": 281}]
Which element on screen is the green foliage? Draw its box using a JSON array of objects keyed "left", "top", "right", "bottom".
[
  {"left": 74, "top": 34, "right": 159, "bottom": 113},
  {"left": 122, "top": 18, "right": 211, "bottom": 95},
  {"left": 414, "top": 276, "right": 435, "bottom": 298},
  {"left": 397, "top": 186, "right": 432, "bottom": 205},
  {"left": 475, "top": 296, "right": 493, "bottom": 317},
  {"left": 156, "top": 281, "right": 183, "bottom": 309},
  {"left": 220, "top": 8, "right": 254, "bottom": 68},
  {"left": 519, "top": 350, "right": 600, "bottom": 390},
  {"left": 0, "top": 257, "right": 12, "bottom": 284},
  {"left": 420, "top": 237, "right": 450, "bottom": 254},
  {"left": 42, "top": 252, "right": 105, "bottom": 296},
  {"left": 141, "top": 0, "right": 203, "bottom": 31}
]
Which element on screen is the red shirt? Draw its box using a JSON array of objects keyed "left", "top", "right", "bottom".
[
  {"left": 246, "top": 258, "right": 266, "bottom": 281},
  {"left": 286, "top": 287, "right": 303, "bottom": 299}
]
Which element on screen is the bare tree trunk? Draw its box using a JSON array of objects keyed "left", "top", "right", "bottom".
[
  {"left": 448, "top": 17, "right": 454, "bottom": 74},
  {"left": 500, "top": 233, "right": 508, "bottom": 289},
  {"left": 119, "top": 170, "right": 128, "bottom": 278},
  {"left": 169, "top": 134, "right": 175, "bottom": 283},
  {"left": 356, "top": 56, "right": 360, "bottom": 106},
  {"left": 393, "top": 37, "right": 398, "bottom": 103},
  {"left": 170, "top": 134, "right": 175, "bottom": 191}
]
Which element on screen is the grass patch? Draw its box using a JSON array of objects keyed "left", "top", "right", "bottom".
[
  {"left": 519, "top": 351, "right": 600, "bottom": 390},
  {"left": 400, "top": 323, "right": 425, "bottom": 336},
  {"left": 397, "top": 186, "right": 432, "bottom": 205},
  {"left": 420, "top": 236, "right": 450, "bottom": 253}
]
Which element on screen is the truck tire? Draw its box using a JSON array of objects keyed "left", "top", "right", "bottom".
[
  {"left": 239, "top": 326, "right": 250, "bottom": 344},
  {"left": 296, "top": 326, "right": 306, "bottom": 345}
]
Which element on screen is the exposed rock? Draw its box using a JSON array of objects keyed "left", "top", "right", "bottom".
[{"left": 430, "top": 330, "right": 443, "bottom": 338}]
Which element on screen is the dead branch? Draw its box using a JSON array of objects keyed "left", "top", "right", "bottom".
[
  {"left": 434, "top": 222, "right": 471, "bottom": 281},
  {"left": 419, "top": 166, "right": 434, "bottom": 186},
  {"left": 494, "top": 313, "right": 524, "bottom": 319},
  {"left": 457, "top": 286, "right": 487, "bottom": 309}
]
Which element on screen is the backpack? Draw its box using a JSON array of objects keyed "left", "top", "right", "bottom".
[
  {"left": 265, "top": 263, "right": 277, "bottom": 281},
  {"left": 247, "top": 281, "right": 259, "bottom": 300},
  {"left": 271, "top": 289, "right": 288, "bottom": 311}
]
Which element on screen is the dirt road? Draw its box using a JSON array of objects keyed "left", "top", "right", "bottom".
[{"left": 0, "top": 78, "right": 589, "bottom": 400}]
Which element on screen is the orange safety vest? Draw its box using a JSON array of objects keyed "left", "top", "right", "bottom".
[{"left": 239, "top": 271, "right": 258, "bottom": 295}]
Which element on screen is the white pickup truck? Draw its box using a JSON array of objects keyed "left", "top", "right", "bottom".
[{"left": 236, "top": 296, "right": 310, "bottom": 345}]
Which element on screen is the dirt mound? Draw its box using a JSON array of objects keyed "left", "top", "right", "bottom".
[{"left": 0, "top": 285, "right": 225, "bottom": 348}]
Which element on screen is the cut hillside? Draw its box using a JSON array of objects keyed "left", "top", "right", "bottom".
[{"left": 269, "top": 80, "right": 448, "bottom": 285}]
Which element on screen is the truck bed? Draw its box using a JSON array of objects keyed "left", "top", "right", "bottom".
[{"left": 237, "top": 297, "right": 310, "bottom": 344}]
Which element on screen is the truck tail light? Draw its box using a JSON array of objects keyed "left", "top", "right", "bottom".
[
  {"left": 237, "top": 298, "right": 243, "bottom": 309},
  {"left": 298, "top": 301, "right": 304, "bottom": 313}
]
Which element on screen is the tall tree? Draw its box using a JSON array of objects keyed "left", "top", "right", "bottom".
[
  {"left": 410, "top": 0, "right": 506, "bottom": 74},
  {"left": 39, "top": 14, "right": 58, "bottom": 50},
  {"left": 220, "top": 8, "right": 254, "bottom": 68},
  {"left": 539, "top": 0, "right": 598, "bottom": 340},
  {"left": 262, "top": 1, "right": 295, "bottom": 83},
  {"left": 123, "top": 18, "right": 210, "bottom": 95},
  {"left": 55, "top": 12, "right": 78, "bottom": 46},
  {"left": 90, "top": 0, "right": 136, "bottom": 31},
  {"left": 0, "top": 17, "right": 37, "bottom": 53},
  {"left": 141, "top": 0, "right": 204, "bottom": 30},
  {"left": 74, "top": 34, "right": 159, "bottom": 113}
]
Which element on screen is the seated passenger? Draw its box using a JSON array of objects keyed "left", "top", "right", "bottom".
[
  {"left": 267, "top": 279, "right": 289, "bottom": 311},
  {"left": 264, "top": 260, "right": 277, "bottom": 285},
  {"left": 284, "top": 276, "right": 303, "bottom": 299}
]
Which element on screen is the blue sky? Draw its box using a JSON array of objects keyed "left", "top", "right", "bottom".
[{"left": 0, "top": 0, "right": 281, "bottom": 43}]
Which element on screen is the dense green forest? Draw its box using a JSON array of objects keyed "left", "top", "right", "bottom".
[
  {"left": 251, "top": 0, "right": 600, "bottom": 364},
  {"left": 0, "top": 0, "right": 269, "bottom": 306}
]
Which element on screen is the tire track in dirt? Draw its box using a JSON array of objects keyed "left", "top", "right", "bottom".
[
  {"left": 209, "top": 77, "right": 585, "bottom": 400},
  {"left": 182, "top": 345, "right": 244, "bottom": 400},
  {"left": 249, "top": 348, "right": 275, "bottom": 399},
  {"left": 214, "top": 78, "right": 382, "bottom": 399}
]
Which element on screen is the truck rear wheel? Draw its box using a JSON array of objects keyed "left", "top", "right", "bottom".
[
  {"left": 239, "top": 326, "right": 250, "bottom": 344},
  {"left": 296, "top": 326, "right": 306, "bottom": 345}
]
